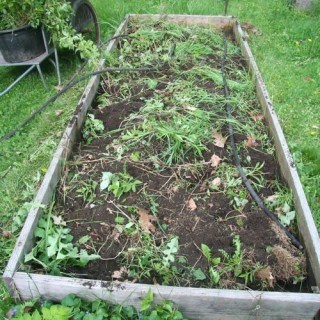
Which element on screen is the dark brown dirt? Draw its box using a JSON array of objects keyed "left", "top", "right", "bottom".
[
  {"left": 55, "top": 96, "right": 305, "bottom": 290},
  {"left": 37, "top": 22, "right": 307, "bottom": 292}
]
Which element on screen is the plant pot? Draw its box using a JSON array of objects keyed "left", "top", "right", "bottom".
[{"left": 0, "top": 26, "right": 46, "bottom": 63}]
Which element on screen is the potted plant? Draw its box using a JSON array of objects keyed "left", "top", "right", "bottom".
[{"left": 0, "top": 0, "right": 99, "bottom": 64}]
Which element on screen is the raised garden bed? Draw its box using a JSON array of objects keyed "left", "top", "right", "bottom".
[{"left": 4, "top": 15, "right": 320, "bottom": 320}]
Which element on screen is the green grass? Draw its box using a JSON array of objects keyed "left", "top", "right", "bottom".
[{"left": 1, "top": 0, "right": 320, "bottom": 308}]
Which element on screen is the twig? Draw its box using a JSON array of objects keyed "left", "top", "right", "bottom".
[
  {"left": 192, "top": 216, "right": 200, "bottom": 232},
  {"left": 100, "top": 238, "right": 129, "bottom": 261},
  {"left": 159, "top": 173, "right": 175, "bottom": 190},
  {"left": 108, "top": 200, "right": 132, "bottom": 221},
  {"left": 220, "top": 210, "right": 247, "bottom": 222},
  {"left": 193, "top": 241, "right": 203, "bottom": 254},
  {"left": 97, "top": 234, "right": 111, "bottom": 255}
]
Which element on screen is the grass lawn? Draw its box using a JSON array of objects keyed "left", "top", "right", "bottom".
[{"left": 0, "top": 0, "right": 319, "bottom": 312}]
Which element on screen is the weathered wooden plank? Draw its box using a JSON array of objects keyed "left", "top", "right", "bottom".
[
  {"left": 2, "top": 125, "right": 77, "bottom": 299},
  {"left": 2, "top": 55, "right": 98, "bottom": 295},
  {"left": 13, "top": 272, "right": 320, "bottom": 320},
  {"left": 129, "top": 14, "right": 234, "bottom": 29},
  {"left": 233, "top": 22, "right": 320, "bottom": 287}
]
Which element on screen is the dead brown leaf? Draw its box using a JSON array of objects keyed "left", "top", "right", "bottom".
[
  {"left": 209, "top": 154, "right": 222, "bottom": 168},
  {"left": 303, "top": 76, "right": 313, "bottom": 82},
  {"left": 241, "top": 22, "right": 263, "bottom": 36},
  {"left": 112, "top": 266, "right": 127, "bottom": 279},
  {"left": 110, "top": 229, "right": 121, "bottom": 241},
  {"left": 138, "top": 208, "right": 156, "bottom": 233},
  {"left": 245, "top": 136, "right": 259, "bottom": 148},
  {"left": 2, "top": 230, "right": 12, "bottom": 238},
  {"left": 185, "top": 105, "right": 197, "bottom": 111},
  {"left": 249, "top": 112, "right": 264, "bottom": 122},
  {"left": 171, "top": 185, "right": 179, "bottom": 193},
  {"left": 213, "top": 131, "right": 227, "bottom": 148},
  {"left": 200, "top": 182, "right": 207, "bottom": 192},
  {"left": 54, "top": 85, "right": 63, "bottom": 91},
  {"left": 186, "top": 198, "right": 197, "bottom": 211},
  {"left": 100, "top": 222, "right": 109, "bottom": 227},
  {"left": 256, "top": 266, "right": 275, "bottom": 287}
]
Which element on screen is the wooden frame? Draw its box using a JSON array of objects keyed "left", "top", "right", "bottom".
[{"left": 4, "top": 14, "right": 320, "bottom": 319}]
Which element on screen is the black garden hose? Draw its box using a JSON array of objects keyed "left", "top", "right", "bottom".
[
  {"left": 0, "top": 65, "right": 158, "bottom": 143},
  {"left": 0, "top": 33, "right": 172, "bottom": 143},
  {"left": 221, "top": 2, "right": 303, "bottom": 250},
  {"left": 0, "top": 33, "right": 156, "bottom": 143}
]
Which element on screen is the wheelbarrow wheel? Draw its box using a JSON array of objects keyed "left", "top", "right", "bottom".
[{"left": 71, "top": 0, "right": 101, "bottom": 45}]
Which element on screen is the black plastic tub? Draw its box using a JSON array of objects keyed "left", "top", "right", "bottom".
[{"left": 0, "top": 26, "right": 46, "bottom": 63}]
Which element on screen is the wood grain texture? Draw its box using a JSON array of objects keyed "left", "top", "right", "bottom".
[
  {"left": 3, "top": 50, "right": 100, "bottom": 297},
  {"left": 233, "top": 22, "right": 320, "bottom": 287},
  {"left": 13, "top": 272, "right": 320, "bottom": 320}
]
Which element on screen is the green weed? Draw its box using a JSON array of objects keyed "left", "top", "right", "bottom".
[
  {"left": 265, "top": 184, "right": 296, "bottom": 227},
  {"left": 123, "top": 234, "right": 184, "bottom": 285},
  {"left": 24, "top": 203, "right": 100, "bottom": 275},
  {"left": 200, "top": 235, "right": 263, "bottom": 287},
  {"left": 76, "top": 179, "right": 98, "bottom": 204},
  {"left": 106, "top": 170, "right": 142, "bottom": 199},
  {"left": 122, "top": 97, "right": 214, "bottom": 165},
  {"left": 187, "top": 65, "right": 250, "bottom": 92},
  {"left": 82, "top": 114, "right": 104, "bottom": 143},
  {"left": 4, "top": 291, "right": 188, "bottom": 320}
]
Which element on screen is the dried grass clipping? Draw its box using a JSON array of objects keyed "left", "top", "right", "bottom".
[{"left": 271, "top": 245, "right": 306, "bottom": 282}]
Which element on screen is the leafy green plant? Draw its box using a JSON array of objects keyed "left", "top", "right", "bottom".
[
  {"left": 201, "top": 236, "right": 263, "bottom": 287},
  {"left": 10, "top": 305, "right": 72, "bottom": 320},
  {"left": 123, "top": 234, "right": 184, "bottom": 285},
  {"left": 200, "top": 244, "right": 222, "bottom": 285},
  {"left": 11, "top": 201, "right": 45, "bottom": 233},
  {"left": 114, "top": 210, "right": 139, "bottom": 235},
  {"left": 265, "top": 186, "right": 296, "bottom": 227},
  {"left": 243, "top": 162, "right": 265, "bottom": 190},
  {"left": 6, "top": 292, "right": 188, "bottom": 320},
  {"left": 187, "top": 65, "right": 250, "bottom": 92},
  {"left": 163, "top": 236, "right": 179, "bottom": 267},
  {"left": 139, "top": 290, "right": 187, "bottom": 320},
  {"left": 0, "top": 0, "right": 100, "bottom": 62},
  {"left": 76, "top": 179, "right": 98, "bottom": 203},
  {"left": 82, "top": 114, "right": 104, "bottom": 143},
  {"left": 102, "top": 170, "right": 142, "bottom": 199},
  {"left": 214, "top": 163, "right": 250, "bottom": 212},
  {"left": 24, "top": 203, "right": 100, "bottom": 274}
]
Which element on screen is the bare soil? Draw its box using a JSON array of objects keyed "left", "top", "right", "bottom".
[{"left": 49, "top": 21, "right": 307, "bottom": 291}]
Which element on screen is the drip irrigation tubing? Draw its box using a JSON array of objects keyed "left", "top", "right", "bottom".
[
  {"left": 0, "top": 66, "right": 158, "bottom": 143},
  {"left": 221, "top": 1, "right": 303, "bottom": 250},
  {"left": 0, "top": 33, "right": 158, "bottom": 143}
]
